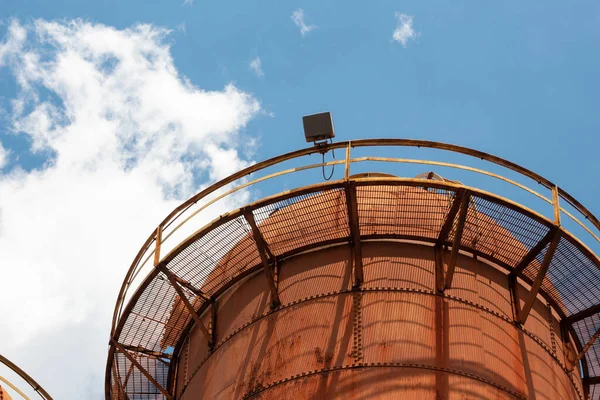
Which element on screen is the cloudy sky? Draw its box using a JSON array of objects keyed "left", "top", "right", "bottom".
[{"left": 0, "top": 0, "right": 599, "bottom": 398}]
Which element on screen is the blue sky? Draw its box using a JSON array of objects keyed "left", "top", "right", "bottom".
[
  {"left": 1, "top": 0, "right": 600, "bottom": 182},
  {"left": 0, "top": 1, "right": 599, "bottom": 398}
]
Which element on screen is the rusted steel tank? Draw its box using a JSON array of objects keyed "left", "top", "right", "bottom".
[
  {"left": 165, "top": 184, "right": 582, "bottom": 399},
  {"left": 107, "top": 140, "right": 600, "bottom": 400}
]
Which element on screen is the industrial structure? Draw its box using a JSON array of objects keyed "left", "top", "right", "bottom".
[
  {"left": 106, "top": 137, "right": 600, "bottom": 399},
  {"left": 0, "top": 354, "right": 52, "bottom": 400}
]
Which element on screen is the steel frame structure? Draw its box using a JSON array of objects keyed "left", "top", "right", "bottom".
[
  {"left": 0, "top": 354, "right": 52, "bottom": 400},
  {"left": 106, "top": 139, "right": 600, "bottom": 399}
]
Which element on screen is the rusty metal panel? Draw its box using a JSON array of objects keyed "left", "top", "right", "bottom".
[
  {"left": 516, "top": 283, "right": 554, "bottom": 351},
  {"left": 246, "top": 368, "right": 520, "bottom": 400},
  {"left": 520, "top": 332, "right": 582, "bottom": 400},
  {"left": 180, "top": 294, "right": 355, "bottom": 400},
  {"left": 446, "top": 374, "right": 519, "bottom": 400},
  {"left": 215, "top": 271, "right": 272, "bottom": 342},
  {"left": 251, "top": 368, "right": 438, "bottom": 400},
  {"left": 361, "top": 242, "right": 435, "bottom": 291},
  {"left": 277, "top": 245, "right": 352, "bottom": 303},
  {"left": 478, "top": 310, "right": 528, "bottom": 394},
  {"left": 361, "top": 291, "right": 436, "bottom": 363},
  {"left": 475, "top": 261, "right": 513, "bottom": 318}
]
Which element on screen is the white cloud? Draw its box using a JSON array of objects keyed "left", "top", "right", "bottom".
[
  {"left": 177, "top": 21, "right": 186, "bottom": 34},
  {"left": 0, "top": 19, "right": 260, "bottom": 398},
  {"left": 182, "top": 0, "right": 194, "bottom": 5},
  {"left": 0, "top": 142, "right": 8, "bottom": 168},
  {"left": 392, "top": 13, "right": 416, "bottom": 47},
  {"left": 249, "top": 56, "right": 264, "bottom": 77},
  {"left": 291, "top": 9, "right": 316, "bottom": 37}
]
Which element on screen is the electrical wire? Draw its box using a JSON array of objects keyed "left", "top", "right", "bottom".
[{"left": 322, "top": 138, "right": 335, "bottom": 180}]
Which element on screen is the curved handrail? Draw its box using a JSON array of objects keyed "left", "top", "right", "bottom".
[
  {"left": 0, "top": 355, "right": 52, "bottom": 400},
  {"left": 0, "top": 376, "right": 31, "bottom": 400},
  {"left": 109, "top": 139, "right": 600, "bottom": 336}
]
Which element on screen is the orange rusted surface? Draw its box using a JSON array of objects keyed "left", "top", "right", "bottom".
[
  {"left": 167, "top": 186, "right": 582, "bottom": 399},
  {"left": 0, "top": 386, "right": 13, "bottom": 400}
]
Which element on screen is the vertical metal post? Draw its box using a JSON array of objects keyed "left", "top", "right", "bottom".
[
  {"left": 444, "top": 193, "right": 470, "bottom": 290},
  {"left": 345, "top": 141, "right": 351, "bottom": 180},
  {"left": 552, "top": 186, "right": 561, "bottom": 226}
]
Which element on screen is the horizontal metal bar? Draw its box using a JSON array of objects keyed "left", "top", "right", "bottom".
[
  {"left": 122, "top": 345, "right": 172, "bottom": 360},
  {"left": 350, "top": 156, "right": 552, "bottom": 205},
  {"left": 564, "top": 304, "right": 600, "bottom": 326}
]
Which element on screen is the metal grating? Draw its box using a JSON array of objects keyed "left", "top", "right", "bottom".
[
  {"left": 357, "top": 185, "right": 454, "bottom": 239},
  {"left": 545, "top": 237, "right": 600, "bottom": 316},
  {"left": 112, "top": 351, "right": 170, "bottom": 399},
  {"left": 452, "top": 195, "right": 551, "bottom": 269},
  {"left": 252, "top": 188, "right": 349, "bottom": 256},
  {"left": 591, "top": 384, "right": 600, "bottom": 400},
  {"left": 574, "top": 314, "right": 600, "bottom": 377},
  {"left": 165, "top": 215, "right": 260, "bottom": 296}
]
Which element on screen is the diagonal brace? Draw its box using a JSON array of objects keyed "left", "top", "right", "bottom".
[
  {"left": 510, "top": 227, "right": 557, "bottom": 280},
  {"left": 243, "top": 209, "right": 280, "bottom": 307},
  {"left": 164, "top": 272, "right": 211, "bottom": 302},
  {"left": 112, "top": 340, "right": 173, "bottom": 400},
  {"left": 571, "top": 325, "right": 600, "bottom": 370},
  {"left": 158, "top": 266, "right": 213, "bottom": 346},
  {"left": 444, "top": 191, "right": 471, "bottom": 289},
  {"left": 516, "top": 231, "right": 561, "bottom": 324},
  {"left": 563, "top": 304, "right": 600, "bottom": 327},
  {"left": 123, "top": 345, "right": 172, "bottom": 360},
  {"left": 436, "top": 188, "right": 468, "bottom": 247}
]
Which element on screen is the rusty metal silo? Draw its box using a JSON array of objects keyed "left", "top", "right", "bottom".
[{"left": 106, "top": 139, "right": 600, "bottom": 400}]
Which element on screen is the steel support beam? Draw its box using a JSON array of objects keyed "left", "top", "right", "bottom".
[
  {"left": 243, "top": 209, "right": 280, "bottom": 307},
  {"left": 509, "top": 274, "right": 521, "bottom": 322},
  {"left": 444, "top": 192, "right": 470, "bottom": 289},
  {"left": 345, "top": 181, "right": 364, "bottom": 286},
  {"left": 517, "top": 232, "right": 561, "bottom": 324},
  {"left": 123, "top": 345, "right": 172, "bottom": 360},
  {"left": 434, "top": 245, "right": 445, "bottom": 293},
  {"left": 111, "top": 340, "right": 173, "bottom": 400},
  {"left": 571, "top": 326, "right": 600, "bottom": 370},
  {"left": 509, "top": 227, "right": 557, "bottom": 322},
  {"left": 564, "top": 304, "right": 600, "bottom": 327},
  {"left": 436, "top": 188, "right": 467, "bottom": 247},
  {"left": 159, "top": 266, "right": 213, "bottom": 346},
  {"left": 164, "top": 272, "right": 211, "bottom": 302},
  {"left": 584, "top": 376, "right": 600, "bottom": 385},
  {"left": 510, "top": 227, "right": 557, "bottom": 279}
]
